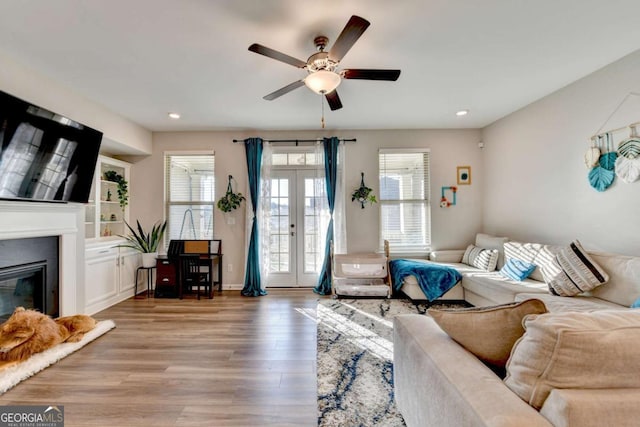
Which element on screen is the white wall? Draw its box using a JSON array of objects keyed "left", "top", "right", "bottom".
[
  {"left": 0, "top": 49, "right": 152, "bottom": 155},
  {"left": 481, "top": 49, "right": 640, "bottom": 256},
  {"left": 127, "top": 128, "right": 483, "bottom": 285}
]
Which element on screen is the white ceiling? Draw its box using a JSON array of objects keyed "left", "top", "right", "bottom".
[{"left": 1, "top": 0, "right": 639, "bottom": 132}]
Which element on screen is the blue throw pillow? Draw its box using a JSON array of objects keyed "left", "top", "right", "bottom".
[
  {"left": 632, "top": 297, "right": 640, "bottom": 309},
  {"left": 499, "top": 258, "right": 536, "bottom": 282}
]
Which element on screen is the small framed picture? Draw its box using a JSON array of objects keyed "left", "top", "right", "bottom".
[{"left": 457, "top": 166, "right": 471, "bottom": 185}]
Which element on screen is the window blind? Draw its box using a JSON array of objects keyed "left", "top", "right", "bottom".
[
  {"left": 164, "top": 153, "right": 215, "bottom": 243},
  {"left": 378, "top": 149, "right": 431, "bottom": 253}
]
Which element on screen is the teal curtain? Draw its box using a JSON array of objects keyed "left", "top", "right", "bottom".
[
  {"left": 242, "top": 137, "right": 267, "bottom": 297},
  {"left": 314, "top": 137, "right": 340, "bottom": 295}
]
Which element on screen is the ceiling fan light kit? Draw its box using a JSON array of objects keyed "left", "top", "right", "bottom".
[
  {"left": 248, "top": 14, "right": 401, "bottom": 124},
  {"left": 304, "top": 70, "right": 341, "bottom": 94}
]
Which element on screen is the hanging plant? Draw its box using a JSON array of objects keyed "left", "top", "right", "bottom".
[
  {"left": 117, "top": 179, "right": 129, "bottom": 210},
  {"left": 104, "top": 170, "right": 129, "bottom": 211},
  {"left": 351, "top": 172, "right": 377, "bottom": 209},
  {"left": 217, "top": 175, "right": 245, "bottom": 212}
]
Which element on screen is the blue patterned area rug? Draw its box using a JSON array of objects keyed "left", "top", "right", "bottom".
[{"left": 316, "top": 298, "right": 464, "bottom": 426}]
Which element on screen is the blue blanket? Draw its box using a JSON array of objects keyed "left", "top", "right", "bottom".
[{"left": 389, "top": 259, "right": 462, "bottom": 302}]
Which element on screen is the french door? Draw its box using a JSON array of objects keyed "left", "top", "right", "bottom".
[{"left": 267, "top": 169, "right": 326, "bottom": 287}]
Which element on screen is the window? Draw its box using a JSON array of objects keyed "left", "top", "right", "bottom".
[
  {"left": 378, "top": 149, "right": 431, "bottom": 253},
  {"left": 164, "top": 153, "right": 215, "bottom": 244},
  {"left": 271, "top": 150, "right": 322, "bottom": 166}
]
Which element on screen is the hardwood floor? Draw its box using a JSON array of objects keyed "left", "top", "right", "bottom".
[{"left": 1, "top": 289, "right": 325, "bottom": 426}]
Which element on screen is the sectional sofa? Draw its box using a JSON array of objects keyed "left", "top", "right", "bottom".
[{"left": 393, "top": 233, "right": 640, "bottom": 427}]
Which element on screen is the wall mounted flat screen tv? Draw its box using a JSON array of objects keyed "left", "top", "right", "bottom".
[{"left": 0, "top": 90, "right": 102, "bottom": 203}]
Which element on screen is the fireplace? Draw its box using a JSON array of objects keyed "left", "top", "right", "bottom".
[
  {"left": 0, "top": 236, "right": 59, "bottom": 321},
  {"left": 0, "top": 261, "right": 46, "bottom": 321},
  {"left": 0, "top": 200, "right": 84, "bottom": 317}
]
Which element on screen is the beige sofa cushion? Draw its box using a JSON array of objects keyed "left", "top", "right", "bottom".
[
  {"left": 540, "top": 389, "right": 640, "bottom": 427},
  {"left": 589, "top": 251, "right": 640, "bottom": 307},
  {"left": 514, "top": 293, "right": 626, "bottom": 313},
  {"left": 428, "top": 299, "right": 547, "bottom": 368},
  {"left": 462, "top": 272, "right": 548, "bottom": 305},
  {"left": 504, "top": 310, "right": 640, "bottom": 409},
  {"left": 394, "top": 314, "right": 553, "bottom": 427}
]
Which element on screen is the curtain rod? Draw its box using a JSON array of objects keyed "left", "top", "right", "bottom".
[{"left": 232, "top": 138, "right": 356, "bottom": 145}]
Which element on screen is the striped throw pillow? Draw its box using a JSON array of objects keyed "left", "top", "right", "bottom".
[
  {"left": 462, "top": 244, "right": 499, "bottom": 271},
  {"left": 541, "top": 240, "right": 609, "bottom": 296}
]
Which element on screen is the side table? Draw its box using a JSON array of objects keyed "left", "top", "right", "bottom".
[{"left": 135, "top": 265, "right": 156, "bottom": 298}]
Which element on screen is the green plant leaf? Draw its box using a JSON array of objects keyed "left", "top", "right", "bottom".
[{"left": 117, "top": 220, "right": 167, "bottom": 253}]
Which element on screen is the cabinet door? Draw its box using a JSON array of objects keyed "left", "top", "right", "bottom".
[
  {"left": 85, "top": 247, "right": 118, "bottom": 306},
  {"left": 119, "top": 249, "right": 140, "bottom": 293},
  {"left": 85, "top": 187, "right": 97, "bottom": 239}
]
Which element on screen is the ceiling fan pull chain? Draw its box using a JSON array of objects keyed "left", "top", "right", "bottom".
[{"left": 321, "top": 95, "right": 326, "bottom": 128}]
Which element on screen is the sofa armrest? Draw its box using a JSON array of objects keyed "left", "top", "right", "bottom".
[
  {"left": 430, "top": 249, "right": 465, "bottom": 263},
  {"left": 540, "top": 388, "right": 640, "bottom": 427},
  {"left": 394, "top": 314, "right": 552, "bottom": 427}
]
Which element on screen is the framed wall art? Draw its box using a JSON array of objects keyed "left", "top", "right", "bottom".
[{"left": 457, "top": 166, "right": 471, "bottom": 185}]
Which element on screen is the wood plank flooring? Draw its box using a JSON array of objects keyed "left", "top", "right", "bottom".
[{"left": 1, "top": 289, "right": 325, "bottom": 426}]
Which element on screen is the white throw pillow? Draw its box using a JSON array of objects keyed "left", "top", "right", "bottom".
[
  {"left": 503, "top": 241, "right": 562, "bottom": 282},
  {"left": 541, "top": 240, "right": 609, "bottom": 296},
  {"left": 462, "top": 244, "right": 499, "bottom": 272},
  {"left": 475, "top": 233, "right": 509, "bottom": 269}
]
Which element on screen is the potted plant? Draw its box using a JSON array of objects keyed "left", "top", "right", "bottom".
[
  {"left": 351, "top": 172, "right": 377, "bottom": 209},
  {"left": 117, "top": 220, "right": 167, "bottom": 267},
  {"left": 217, "top": 175, "right": 245, "bottom": 212},
  {"left": 104, "top": 170, "right": 129, "bottom": 211}
]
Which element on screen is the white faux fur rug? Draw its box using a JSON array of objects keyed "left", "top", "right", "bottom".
[{"left": 0, "top": 319, "right": 116, "bottom": 395}]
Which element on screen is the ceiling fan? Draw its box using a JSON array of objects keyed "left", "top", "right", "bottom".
[{"left": 248, "top": 15, "right": 401, "bottom": 111}]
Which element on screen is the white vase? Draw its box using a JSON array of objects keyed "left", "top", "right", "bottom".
[{"left": 141, "top": 252, "right": 157, "bottom": 268}]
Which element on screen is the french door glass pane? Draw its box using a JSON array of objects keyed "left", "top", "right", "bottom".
[
  {"left": 303, "top": 177, "right": 325, "bottom": 274},
  {"left": 269, "top": 178, "right": 290, "bottom": 273}
]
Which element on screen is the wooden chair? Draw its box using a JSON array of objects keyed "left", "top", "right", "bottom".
[{"left": 181, "top": 240, "right": 213, "bottom": 299}]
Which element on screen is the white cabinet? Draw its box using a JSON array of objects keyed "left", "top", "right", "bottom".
[
  {"left": 84, "top": 155, "right": 137, "bottom": 315},
  {"left": 85, "top": 155, "right": 131, "bottom": 240},
  {"left": 85, "top": 241, "right": 140, "bottom": 315}
]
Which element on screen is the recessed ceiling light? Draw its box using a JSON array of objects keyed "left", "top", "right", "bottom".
[
  {"left": 456, "top": 110, "right": 469, "bottom": 116},
  {"left": 168, "top": 112, "right": 181, "bottom": 119}
]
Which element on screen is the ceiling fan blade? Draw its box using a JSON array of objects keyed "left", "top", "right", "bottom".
[
  {"left": 248, "top": 43, "right": 307, "bottom": 68},
  {"left": 325, "top": 90, "right": 343, "bottom": 111},
  {"left": 342, "top": 69, "right": 401, "bottom": 81},
  {"left": 263, "top": 80, "right": 305, "bottom": 101},
  {"left": 328, "top": 15, "right": 370, "bottom": 63}
]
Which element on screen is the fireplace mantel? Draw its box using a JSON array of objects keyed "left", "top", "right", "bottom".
[{"left": 0, "top": 200, "right": 85, "bottom": 315}]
